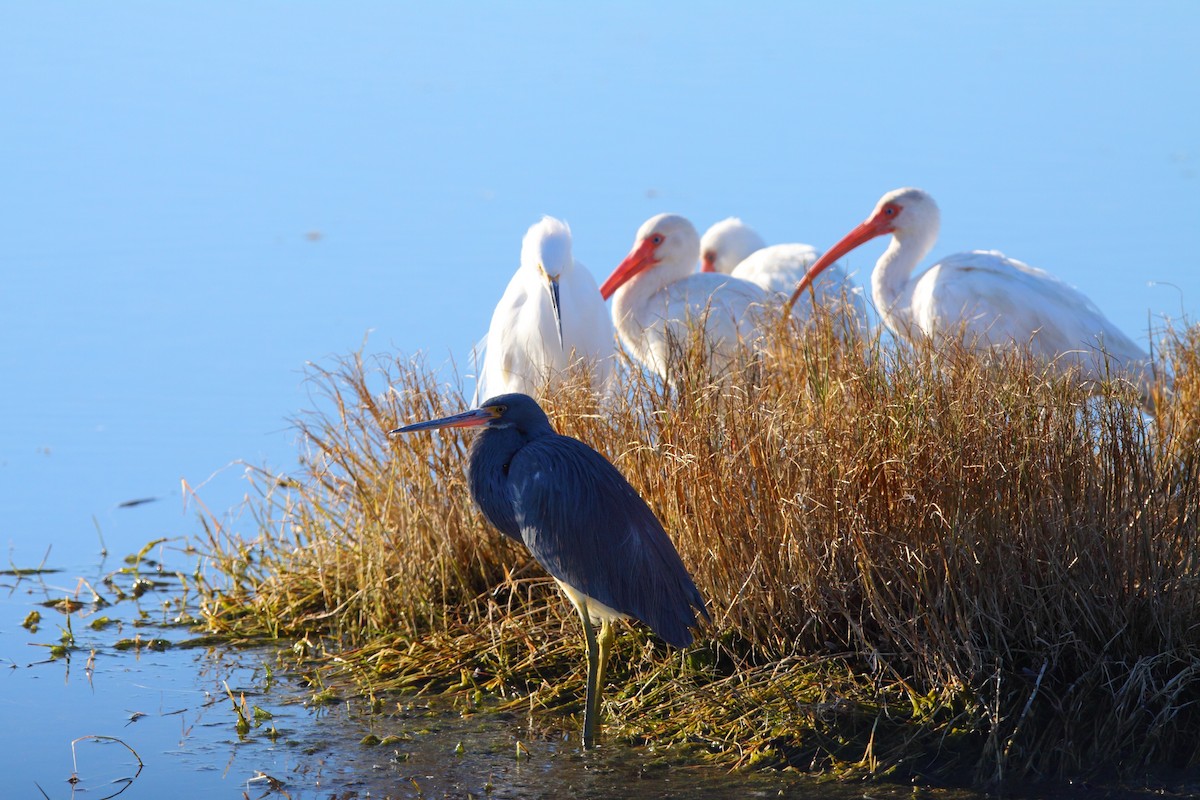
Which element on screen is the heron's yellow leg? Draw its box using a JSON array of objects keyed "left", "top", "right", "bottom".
[
  {"left": 597, "top": 618, "right": 615, "bottom": 696},
  {"left": 577, "top": 603, "right": 602, "bottom": 749}
]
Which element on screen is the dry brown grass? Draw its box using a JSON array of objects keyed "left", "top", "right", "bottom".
[{"left": 196, "top": 314, "right": 1200, "bottom": 785}]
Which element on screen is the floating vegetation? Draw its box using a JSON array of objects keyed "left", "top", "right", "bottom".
[
  {"left": 44, "top": 598, "right": 86, "bottom": 614},
  {"left": 1, "top": 567, "right": 62, "bottom": 576},
  {"left": 194, "top": 314, "right": 1200, "bottom": 787},
  {"left": 4, "top": 545, "right": 57, "bottom": 577},
  {"left": 112, "top": 637, "right": 171, "bottom": 652}
]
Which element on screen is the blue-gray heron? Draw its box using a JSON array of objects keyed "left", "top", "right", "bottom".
[{"left": 390, "top": 392, "right": 708, "bottom": 747}]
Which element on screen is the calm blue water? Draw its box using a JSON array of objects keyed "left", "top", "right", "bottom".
[{"left": 2, "top": 2, "right": 1198, "bottom": 795}]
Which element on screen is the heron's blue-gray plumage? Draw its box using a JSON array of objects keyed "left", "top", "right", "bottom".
[{"left": 465, "top": 393, "right": 707, "bottom": 647}]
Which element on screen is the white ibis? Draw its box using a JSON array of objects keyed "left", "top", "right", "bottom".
[
  {"left": 787, "top": 188, "right": 1159, "bottom": 405},
  {"left": 478, "top": 217, "right": 615, "bottom": 400},
  {"left": 600, "top": 214, "right": 771, "bottom": 377},
  {"left": 700, "top": 217, "right": 770, "bottom": 275},
  {"left": 700, "top": 217, "right": 868, "bottom": 330}
]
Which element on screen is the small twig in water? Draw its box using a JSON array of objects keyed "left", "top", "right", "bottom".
[{"left": 69, "top": 734, "right": 144, "bottom": 800}]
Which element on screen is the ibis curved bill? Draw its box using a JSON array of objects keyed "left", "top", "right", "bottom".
[
  {"left": 477, "top": 217, "right": 615, "bottom": 401},
  {"left": 601, "top": 213, "right": 771, "bottom": 378},
  {"left": 786, "top": 188, "right": 1160, "bottom": 406},
  {"left": 390, "top": 392, "right": 708, "bottom": 748}
]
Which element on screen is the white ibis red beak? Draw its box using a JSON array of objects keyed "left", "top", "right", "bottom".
[
  {"left": 784, "top": 207, "right": 896, "bottom": 316},
  {"left": 600, "top": 236, "right": 659, "bottom": 300}
]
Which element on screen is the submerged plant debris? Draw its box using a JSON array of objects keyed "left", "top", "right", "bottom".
[{"left": 194, "top": 315, "right": 1200, "bottom": 790}]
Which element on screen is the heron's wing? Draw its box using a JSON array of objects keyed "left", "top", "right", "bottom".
[{"left": 507, "top": 435, "right": 707, "bottom": 647}]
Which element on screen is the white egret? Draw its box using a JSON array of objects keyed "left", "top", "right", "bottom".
[{"left": 478, "top": 217, "right": 614, "bottom": 400}]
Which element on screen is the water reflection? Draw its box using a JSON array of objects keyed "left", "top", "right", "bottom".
[{"left": 5, "top": 546, "right": 983, "bottom": 799}]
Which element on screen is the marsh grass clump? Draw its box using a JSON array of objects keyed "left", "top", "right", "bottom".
[{"left": 196, "top": 315, "right": 1200, "bottom": 786}]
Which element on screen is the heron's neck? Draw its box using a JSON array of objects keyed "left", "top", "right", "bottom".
[
  {"left": 468, "top": 428, "right": 527, "bottom": 541},
  {"left": 872, "top": 230, "right": 935, "bottom": 337}
]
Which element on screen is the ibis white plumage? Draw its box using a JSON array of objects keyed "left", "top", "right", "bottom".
[
  {"left": 477, "top": 217, "right": 615, "bottom": 400},
  {"left": 700, "top": 217, "right": 868, "bottom": 331},
  {"left": 787, "top": 188, "right": 1159, "bottom": 405},
  {"left": 600, "top": 214, "right": 771, "bottom": 378}
]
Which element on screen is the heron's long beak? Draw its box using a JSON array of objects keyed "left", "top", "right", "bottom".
[
  {"left": 547, "top": 274, "right": 564, "bottom": 349},
  {"left": 600, "top": 237, "right": 658, "bottom": 300},
  {"left": 389, "top": 405, "right": 499, "bottom": 435},
  {"left": 783, "top": 213, "right": 893, "bottom": 316}
]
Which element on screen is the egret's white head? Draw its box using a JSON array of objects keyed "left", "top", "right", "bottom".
[
  {"left": 522, "top": 216, "right": 574, "bottom": 280},
  {"left": 699, "top": 217, "right": 767, "bottom": 274},
  {"left": 600, "top": 213, "right": 700, "bottom": 299}
]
